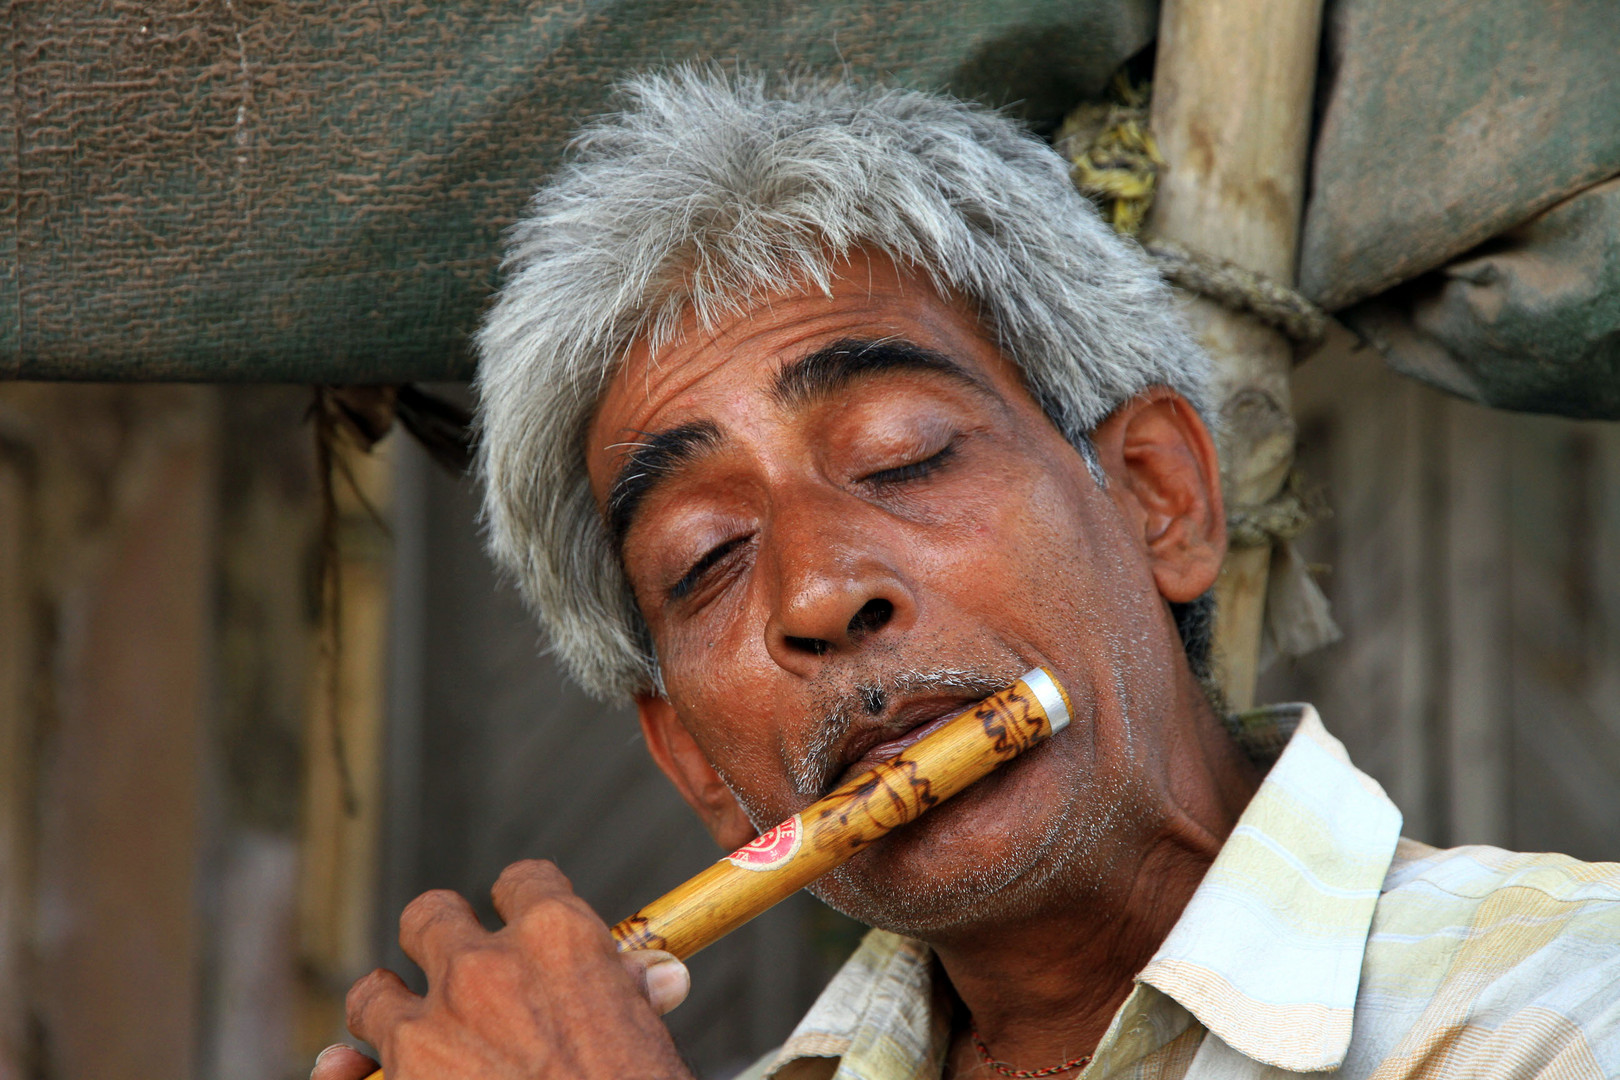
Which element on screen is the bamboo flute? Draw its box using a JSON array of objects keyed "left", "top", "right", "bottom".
[
  {"left": 611, "top": 666, "right": 1071, "bottom": 956},
  {"left": 362, "top": 666, "right": 1070, "bottom": 1079}
]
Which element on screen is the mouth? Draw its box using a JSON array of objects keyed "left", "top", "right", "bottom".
[{"left": 826, "top": 696, "right": 982, "bottom": 792}]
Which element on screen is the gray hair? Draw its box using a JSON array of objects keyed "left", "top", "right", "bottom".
[{"left": 475, "top": 67, "right": 1211, "bottom": 702}]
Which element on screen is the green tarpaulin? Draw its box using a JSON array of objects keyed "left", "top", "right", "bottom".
[
  {"left": 1302, "top": 0, "right": 1620, "bottom": 417},
  {"left": 2, "top": 0, "right": 1616, "bottom": 415},
  {"left": 1344, "top": 178, "right": 1620, "bottom": 419}
]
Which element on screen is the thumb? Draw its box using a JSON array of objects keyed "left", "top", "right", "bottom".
[
  {"left": 620, "top": 949, "right": 691, "bottom": 1015},
  {"left": 309, "top": 1043, "right": 379, "bottom": 1080}
]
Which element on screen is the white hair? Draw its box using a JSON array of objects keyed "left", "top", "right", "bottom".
[{"left": 475, "top": 67, "right": 1211, "bottom": 702}]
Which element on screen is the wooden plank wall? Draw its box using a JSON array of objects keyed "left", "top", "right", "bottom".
[
  {"left": 0, "top": 399, "right": 36, "bottom": 1080},
  {"left": 0, "top": 385, "right": 326, "bottom": 1080},
  {"left": 297, "top": 428, "right": 396, "bottom": 1062},
  {"left": 0, "top": 385, "right": 217, "bottom": 1080},
  {"left": 1260, "top": 341, "right": 1620, "bottom": 859},
  {"left": 207, "top": 389, "right": 328, "bottom": 1079}
]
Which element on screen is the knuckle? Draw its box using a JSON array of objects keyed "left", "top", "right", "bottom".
[
  {"left": 517, "top": 892, "right": 597, "bottom": 937},
  {"left": 389, "top": 1015, "right": 436, "bottom": 1064},
  {"left": 392, "top": 1014, "right": 429, "bottom": 1049},
  {"left": 439, "top": 944, "right": 505, "bottom": 989},
  {"left": 401, "top": 888, "right": 462, "bottom": 926},
  {"left": 344, "top": 968, "right": 390, "bottom": 1029},
  {"left": 525, "top": 900, "right": 611, "bottom": 962},
  {"left": 438, "top": 946, "right": 525, "bottom": 1012},
  {"left": 498, "top": 858, "right": 571, "bottom": 892}
]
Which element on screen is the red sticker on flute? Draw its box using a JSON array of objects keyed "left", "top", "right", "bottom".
[{"left": 726, "top": 814, "right": 802, "bottom": 871}]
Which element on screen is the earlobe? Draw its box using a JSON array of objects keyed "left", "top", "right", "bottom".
[
  {"left": 1092, "top": 390, "right": 1227, "bottom": 603},
  {"left": 636, "top": 694, "right": 758, "bottom": 851}
]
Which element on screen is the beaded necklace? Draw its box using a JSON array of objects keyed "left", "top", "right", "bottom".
[{"left": 970, "top": 1029, "right": 1093, "bottom": 1078}]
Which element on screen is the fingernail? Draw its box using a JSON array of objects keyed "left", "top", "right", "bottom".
[
  {"left": 645, "top": 958, "right": 691, "bottom": 1014},
  {"left": 312, "top": 1045, "right": 347, "bottom": 1076}
]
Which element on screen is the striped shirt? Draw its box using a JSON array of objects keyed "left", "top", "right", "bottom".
[{"left": 737, "top": 706, "right": 1620, "bottom": 1080}]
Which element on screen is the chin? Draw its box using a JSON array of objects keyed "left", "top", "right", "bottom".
[{"left": 808, "top": 751, "right": 1141, "bottom": 939}]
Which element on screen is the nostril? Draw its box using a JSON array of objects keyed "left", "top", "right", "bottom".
[
  {"left": 847, "top": 598, "right": 894, "bottom": 640},
  {"left": 785, "top": 635, "right": 832, "bottom": 656}
]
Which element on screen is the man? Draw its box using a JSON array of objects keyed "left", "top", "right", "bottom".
[{"left": 314, "top": 70, "right": 1620, "bottom": 1080}]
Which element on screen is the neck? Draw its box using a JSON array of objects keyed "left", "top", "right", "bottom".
[{"left": 930, "top": 690, "right": 1261, "bottom": 1073}]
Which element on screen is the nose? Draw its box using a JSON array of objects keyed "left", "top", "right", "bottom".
[{"left": 763, "top": 495, "right": 916, "bottom": 676}]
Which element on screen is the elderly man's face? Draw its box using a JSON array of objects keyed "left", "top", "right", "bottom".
[{"left": 585, "top": 250, "right": 1224, "bottom": 937}]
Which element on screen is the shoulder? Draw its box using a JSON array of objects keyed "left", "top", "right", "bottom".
[
  {"left": 1374, "top": 839, "right": 1620, "bottom": 972},
  {"left": 1345, "top": 839, "right": 1620, "bottom": 1077},
  {"left": 1382, "top": 837, "right": 1620, "bottom": 907}
]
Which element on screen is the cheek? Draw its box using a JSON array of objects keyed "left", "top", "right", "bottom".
[
  {"left": 943, "top": 458, "right": 1162, "bottom": 678},
  {"left": 659, "top": 658, "right": 798, "bottom": 810},
  {"left": 928, "top": 462, "right": 1099, "bottom": 616},
  {"left": 654, "top": 589, "right": 777, "bottom": 710}
]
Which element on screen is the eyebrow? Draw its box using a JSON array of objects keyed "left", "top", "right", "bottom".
[
  {"left": 606, "top": 339, "right": 992, "bottom": 544},
  {"left": 769, "top": 338, "right": 994, "bottom": 409},
  {"left": 606, "top": 420, "right": 725, "bottom": 544}
]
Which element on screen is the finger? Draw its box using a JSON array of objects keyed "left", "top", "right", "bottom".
[
  {"left": 309, "top": 1043, "right": 379, "bottom": 1080},
  {"left": 397, "top": 888, "right": 483, "bottom": 982},
  {"left": 620, "top": 949, "right": 691, "bottom": 1016},
  {"left": 490, "top": 859, "right": 576, "bottom": 925},
  {"left": 345, "top": 967, "right": 418, "bottom": 1049},
  {"left": 493, "top": 861, "right": 616, "bottom": 962}
]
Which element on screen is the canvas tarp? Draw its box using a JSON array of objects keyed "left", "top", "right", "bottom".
[
  {"left": 2, "top": 0, "right": 1616, "bottom": 415},
  {"left": 0, "top": 0, "right": 1158, "bottom": 382},
  {"left": 1340, "top": 177, "right": 1620, "bottom": 419},
  {"left": 1300, "top": 0, "right": 1619, "bottom": 417}
]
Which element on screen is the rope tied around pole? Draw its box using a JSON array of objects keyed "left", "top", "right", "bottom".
[
  {"left": 1228, "top": 470, "right": 1343, "bottom": 661},
  {"left": 1059, "top": 76, "right": 1341, "bottom": 665},
  {"left": 1225, "top": 469, "right": 1329, "bottom": 550},
  {"left": 1056, "top": 74, "right": 1164, "bottom": 236},
  {"left": 1143, "top": 238, "right": 1328, "bottom": 349},
  {"left": 1057, "top": 78, "right": 1329, "bottom": 350}
]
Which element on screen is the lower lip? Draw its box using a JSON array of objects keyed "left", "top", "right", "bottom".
[{"left": 833, "top": 712, "right": 960, "bottom": 789}]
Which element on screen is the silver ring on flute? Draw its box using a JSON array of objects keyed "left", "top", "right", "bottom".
[{"left": 1020, "top": 666, "right": 1071, "bottom": 734}]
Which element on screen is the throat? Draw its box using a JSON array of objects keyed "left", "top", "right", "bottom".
[{"left": 931, "top": 830, "right": 1221, "bottom": 1078}]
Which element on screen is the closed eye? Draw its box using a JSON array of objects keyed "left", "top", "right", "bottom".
[
  {"left": 860, "top": 441, "right": 958, "bottom": 487},
  {"left": 670, "top": 535, "right": 750, "bottom": 601}
]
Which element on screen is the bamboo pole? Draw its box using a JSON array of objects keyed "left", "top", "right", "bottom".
[{"left": 1147, "top": 0, "right": 1327, "bottom": 709}]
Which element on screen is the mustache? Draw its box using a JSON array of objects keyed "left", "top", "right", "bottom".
[{"left": 788, "top": 660, "right": 1028, "bottom": 797}]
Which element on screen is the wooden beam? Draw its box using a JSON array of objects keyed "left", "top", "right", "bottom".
[
  {"left": 202, "top": 386, "right": 326, "bottom": 1080},
  {"left": 297, "top": 429, "right": 396, "bottom": 1058},
  {"left": 0, "top": 409, "right": 34, "bottom": 1080},
  {"left": 1440, "top": 399, "right": 1511, "bottom": 846},
  {"left": 27, "top": 386, "right": 219, "bottom": 1080},
  {"left": 1148, "top": 0, "right": 1326, "bottom": 709}
]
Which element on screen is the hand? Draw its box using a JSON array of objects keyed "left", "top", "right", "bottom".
[{"left": 311, "top": 860, "right": 693, "bottom": 1080}]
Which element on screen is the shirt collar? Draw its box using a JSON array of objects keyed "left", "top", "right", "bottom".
[
  {"left": 1138, "top": 704, "right": 1403, "bottom": 1071},
  {"left": 763, "top": 929, "right": 945, "bottom": 1080},
  {"left": 762, "top": 705, "right": 1403, "bottom": 1078}
]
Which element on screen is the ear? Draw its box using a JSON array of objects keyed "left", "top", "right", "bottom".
[
  {"left": 636, "top": 694, "right": 758, "bottom": 851},
  {"left": 1090, "top": 389, "right": 1227, "bottom": 603}
]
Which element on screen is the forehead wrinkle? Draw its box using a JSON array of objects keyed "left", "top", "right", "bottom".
[
  {"left": 606, "top": 420, "right": 726, "bottom": 544},
  {"left": 768, "top": 336, "right": 999, "bottom": 412}
]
